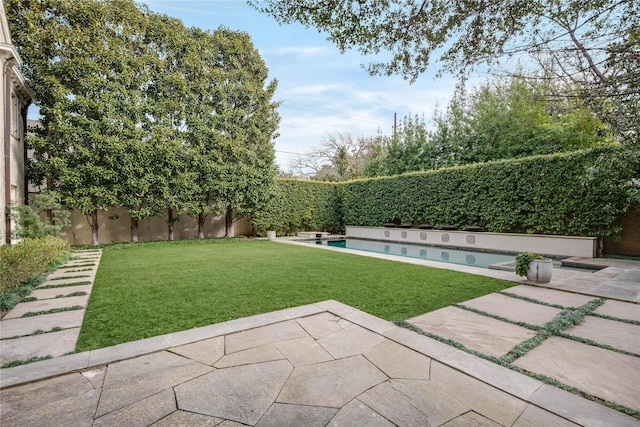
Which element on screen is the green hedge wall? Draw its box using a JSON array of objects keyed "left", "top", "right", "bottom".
[
  {"left": 253, "top": 146, "right": 637, "bottom": 239},
  {"left": 251, "top": 179, "right": 342, "bottom": 235}
]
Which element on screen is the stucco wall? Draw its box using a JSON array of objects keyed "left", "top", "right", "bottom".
[{"left": 60, "top": 207, "right": 254, "bottom": 246}]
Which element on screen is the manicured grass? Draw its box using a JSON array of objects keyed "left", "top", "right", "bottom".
[{"left": 77, "top": 239, "right": 514, "bottom": 351}]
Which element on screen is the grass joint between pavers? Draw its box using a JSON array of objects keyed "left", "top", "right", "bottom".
[{"left": 21, "top": 305, "right": 84, "bottom": 318}]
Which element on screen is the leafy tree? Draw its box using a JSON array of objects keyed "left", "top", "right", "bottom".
[
  {"left": 177, "top": 27, "right": 279, "bottom": 239},
  {"left": 289, "top": 132, "right": 383, "bottom": 180},
  {"left": 251, "top": 0, "right": 637, "bottom": 83},
  {"left": 7, "top": 0, "right": 154, "bottom": 245},
  {"left": 363, "top": 77, "right": 609, "bottom": 177}
]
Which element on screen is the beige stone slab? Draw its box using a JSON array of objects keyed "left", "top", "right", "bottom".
[
  {"left": 409, "top": 306, "right": 537, "bottom": 357},
  {"left": 512, "top": 404, "right": 580, "bottom": 427},
  {"left": 514, "top": 336, "right": 640, "bottom": 411},
  {"left": 0, "top": 309, "right": 85, "bottom": 338},
  {"left": 363, "top": 339, "right": 431, "bottom": 380},
  {"left": 97, "top": 351, "right": 213, "bottom": 417},
  {"left": 0, "top": 373, "right": 99, "bottom": 427},
  {"left": 82, "top": 366, "right": 106, "bottom": 389},
  {"left": 255, "top": 403, "right": 337, "bottom": 427},
  {"left": 503, "top": 285, "right": 595, "bottom": 308},
  {"left": 170, "top": 336, "right": 225, "bottom": 366},
  {"left": 214, "top": 344, "right": 285, "bottom": 368},
  {"left": 313, "top": 299, "right": 359, "bottom": 317},
  {"left": 47, "top": 270, "right": 96, "bottom": 280},
  {"left": 225, "top": 304, "right": 322, "bottom": 332},
  {"left": 530, "top": 384, "right": 640, "bottom": 427},
  {"left": 29, "top": 285, "right": 92, "bottom": 300},
  {"left": 3, "top": 296, "right": 88, "bottom": 319},
  {"left": 440, "top": 350, "right": 543, "bottom": 401},
  {"left": 595, "top": 299, "right": 640, "bottom": 322},
  {"left": 296, "top": 312, "right": 347, "bottom": 339},
  {"left": 356, "top": 381, "right": 432, "bottom": 426},
  {"left": 441, "top": 411, "right": 502, "bottom": 426},
  {"left": 461, "top": 293, "right": 562, "bottom": 326},
  {"left": 94, "top": 388, "right": 176, "bottom": 427},
  {"left": 0, "top": 351, "right": 90, "bottom": 389},
  {"left": 274, "top": 336, "right": 334, "bottom": 367},
  {"left": 343, "top": 309, "right": 397, "bottom": 334},
  {"left": 166, "top": 322, "right": 235, "bottom": 347},
  {"left": 382, "top": 325, "right": 458, "bottom": 359},
  {"left": 567, "top": 315, "right": 640, "bottom": 354},
  {"left": 360, "top": 379, "right": 470, "bottom": 427},
  {"left": 318, "top": 323, "right": 386, "bottom": 359},
  {"left": 225, "top": 320, "right": 309, "bottom": 354},
  {"left": 430, "top": 361, "right": 527, "bottom": 426},
  {"left": 176, "top": 360, "right": 293, "bottom": 425},
  {"left": 277, "top": 355, "right": 387, "bottom": 408},
  {"left": 88, "top": 335, "right": 173, "bottom": 367},
  {"left": 0, "top": 328, "right": 79, "bottom": 364},
  {"left": 328, "top": 399, "right": 395, "bottom": 427},
  {"left": 150, "top": 410, "right": 223, "bottom": 427},
  {"left": 41, "top": 276, "right": 94, "bottom": 286}
]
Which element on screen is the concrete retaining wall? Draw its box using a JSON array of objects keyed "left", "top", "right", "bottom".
[{"left": 346, "top": 226, "right": 597, "bottom": 258}]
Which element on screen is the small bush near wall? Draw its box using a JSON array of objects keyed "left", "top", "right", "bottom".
[
  {"left": 251, "top": 179, "right": 342, "bottom": 235},
  {"left": 0, "top": 237, "right": 68, "bottom": 294},
  {"left": 254, "top": 146, "right": 637, "bottom": 243}
]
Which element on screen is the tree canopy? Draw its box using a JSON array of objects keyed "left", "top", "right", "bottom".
[{"left": 8, "top": 0, "right": 280, "bottom": 243}]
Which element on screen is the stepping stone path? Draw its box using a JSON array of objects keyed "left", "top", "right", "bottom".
[
  {"left": 408, "top": 285, "right": 640, "bottom": 420},
  {"left": 0, "top": 250, "right": 101, "bottom": 366}
]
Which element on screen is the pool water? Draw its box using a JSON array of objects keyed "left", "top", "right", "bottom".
[{"left": 309, "top": 238, "right": 515, "bottom": 269}]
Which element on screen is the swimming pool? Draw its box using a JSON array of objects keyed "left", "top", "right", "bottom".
[{"left": 305, "top": 238, "right": 516, "bottom": 269}]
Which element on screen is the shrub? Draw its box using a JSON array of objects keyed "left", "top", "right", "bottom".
[
  {"left": 0, "top": 236, "right": 68, "bottom": 295},
  {"left": 253, "top": 146, "right": 636, "bottom": 244}
]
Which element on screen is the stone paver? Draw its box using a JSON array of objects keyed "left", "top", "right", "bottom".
[
  {"left": 255, "top": 403, "right": 337, "bottom": 427},
  {"left": 318, "top": 323, "right": 386, "bottom": 359},
  {"left": 328, "top": 399, "right": 394, "bottom": 427},
  {"left": 94, "top": 388, "right": 176, "bottom": 427},
  {"left": 513, "top": 405, "right": 580, "bottom": 427},
  {"left": 409, "top": 306, "right": 537, "bottom": 357},
  {"left": 363, "top": 339, "right": 431, "bottom": 380},
  {"left": 461, "top": 292, "right": 562, "bottom": 326},
  {"left": 175, "top": 360, "right": 293, "bottom": 425},
  {"left": 169, "top": 336, "right": 225, "bottom": 366},
  {"left": 0, "top": 328, "right": 79, "bottom": 364},
  {"left": 0, "top": 309, "right": 85, "bottom": 339},
  {"left": 566, "top": 315, "right": 640, "bottom": 355},
  {"left": 2, "top": 296, "right": 88, "bottom": 319},
  {"left": 594, "top": 299, "right": 640, "bottom": 322},
  {"left": 277, "top": 355, "right": 387, "bottom": 408},
  {"left": 503, "top": 285, "right": 595, "bottom": 307},
  {"left": 97, "top": 351, "right": 213, "bottom": 417},
  {"left": 430, "top": 360, "right": 528, "bottom": 426},
  {"left": 514, "top": 336, "right": 640, "bottom": 412},
  {"left": 442, "top": 411, "right": 503, "bottom": 426},
  {"left": 0, "top": 373, "right": 99, "bottom": 427},
  {"left": 29, "top": 285, "right": 92, "bottom": 301},
  {"left": 224, "top": 320, "right": 308, "bottom": 354}
]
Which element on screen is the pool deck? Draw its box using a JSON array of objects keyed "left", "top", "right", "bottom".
[{"left": 0, "top": 241, "right": 639, "bottom": 426}]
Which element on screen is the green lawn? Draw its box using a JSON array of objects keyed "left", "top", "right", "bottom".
[{"left": 76, "top": 239, "right": 514, "bottom": 351}]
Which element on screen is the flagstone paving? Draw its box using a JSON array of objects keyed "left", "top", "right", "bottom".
[{"left": 1, "top": 248, "right": 639, "bottom": 426}]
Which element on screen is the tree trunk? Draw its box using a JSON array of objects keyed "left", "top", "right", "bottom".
[
  {"left": 131, "top": 218, "right": 139, "bottom": 243},
  {"left": 91, "top": 210, "right": 99, "bottom": 246},
  {"left": 167, "top": 208, "right": 174, "bottom": 241},
  {"left": 197, "top": 212, "right": 205, "bottom": 239},
  {"left": 225, "top": 205, "right": 233, "bottom": 238}
]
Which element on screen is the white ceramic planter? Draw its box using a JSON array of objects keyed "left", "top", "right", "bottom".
[
  {"left": 266, "top": 230, "right": 276, "bottom": 241},
  {"left": 527, "top": 258, "right": 554, "bottom": 283}
]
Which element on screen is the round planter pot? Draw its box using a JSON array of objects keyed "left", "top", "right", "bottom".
[
  {"left": 266, "top": 230, "right": 276, "bottom": 241},
  {"left": 527, "top": 258, "right": 553, "bottom": 283}
]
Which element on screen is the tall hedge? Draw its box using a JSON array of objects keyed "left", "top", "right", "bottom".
[
  {"left": 251, "top": 179, "right": 341, "bottom": 235},
  {"left": 252, "top": 146, "right": 637, "bottom": 240}
]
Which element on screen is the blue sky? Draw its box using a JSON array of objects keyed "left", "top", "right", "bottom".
[{"left": 141, "top": 0, "right": 469, "bottom": 171}]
